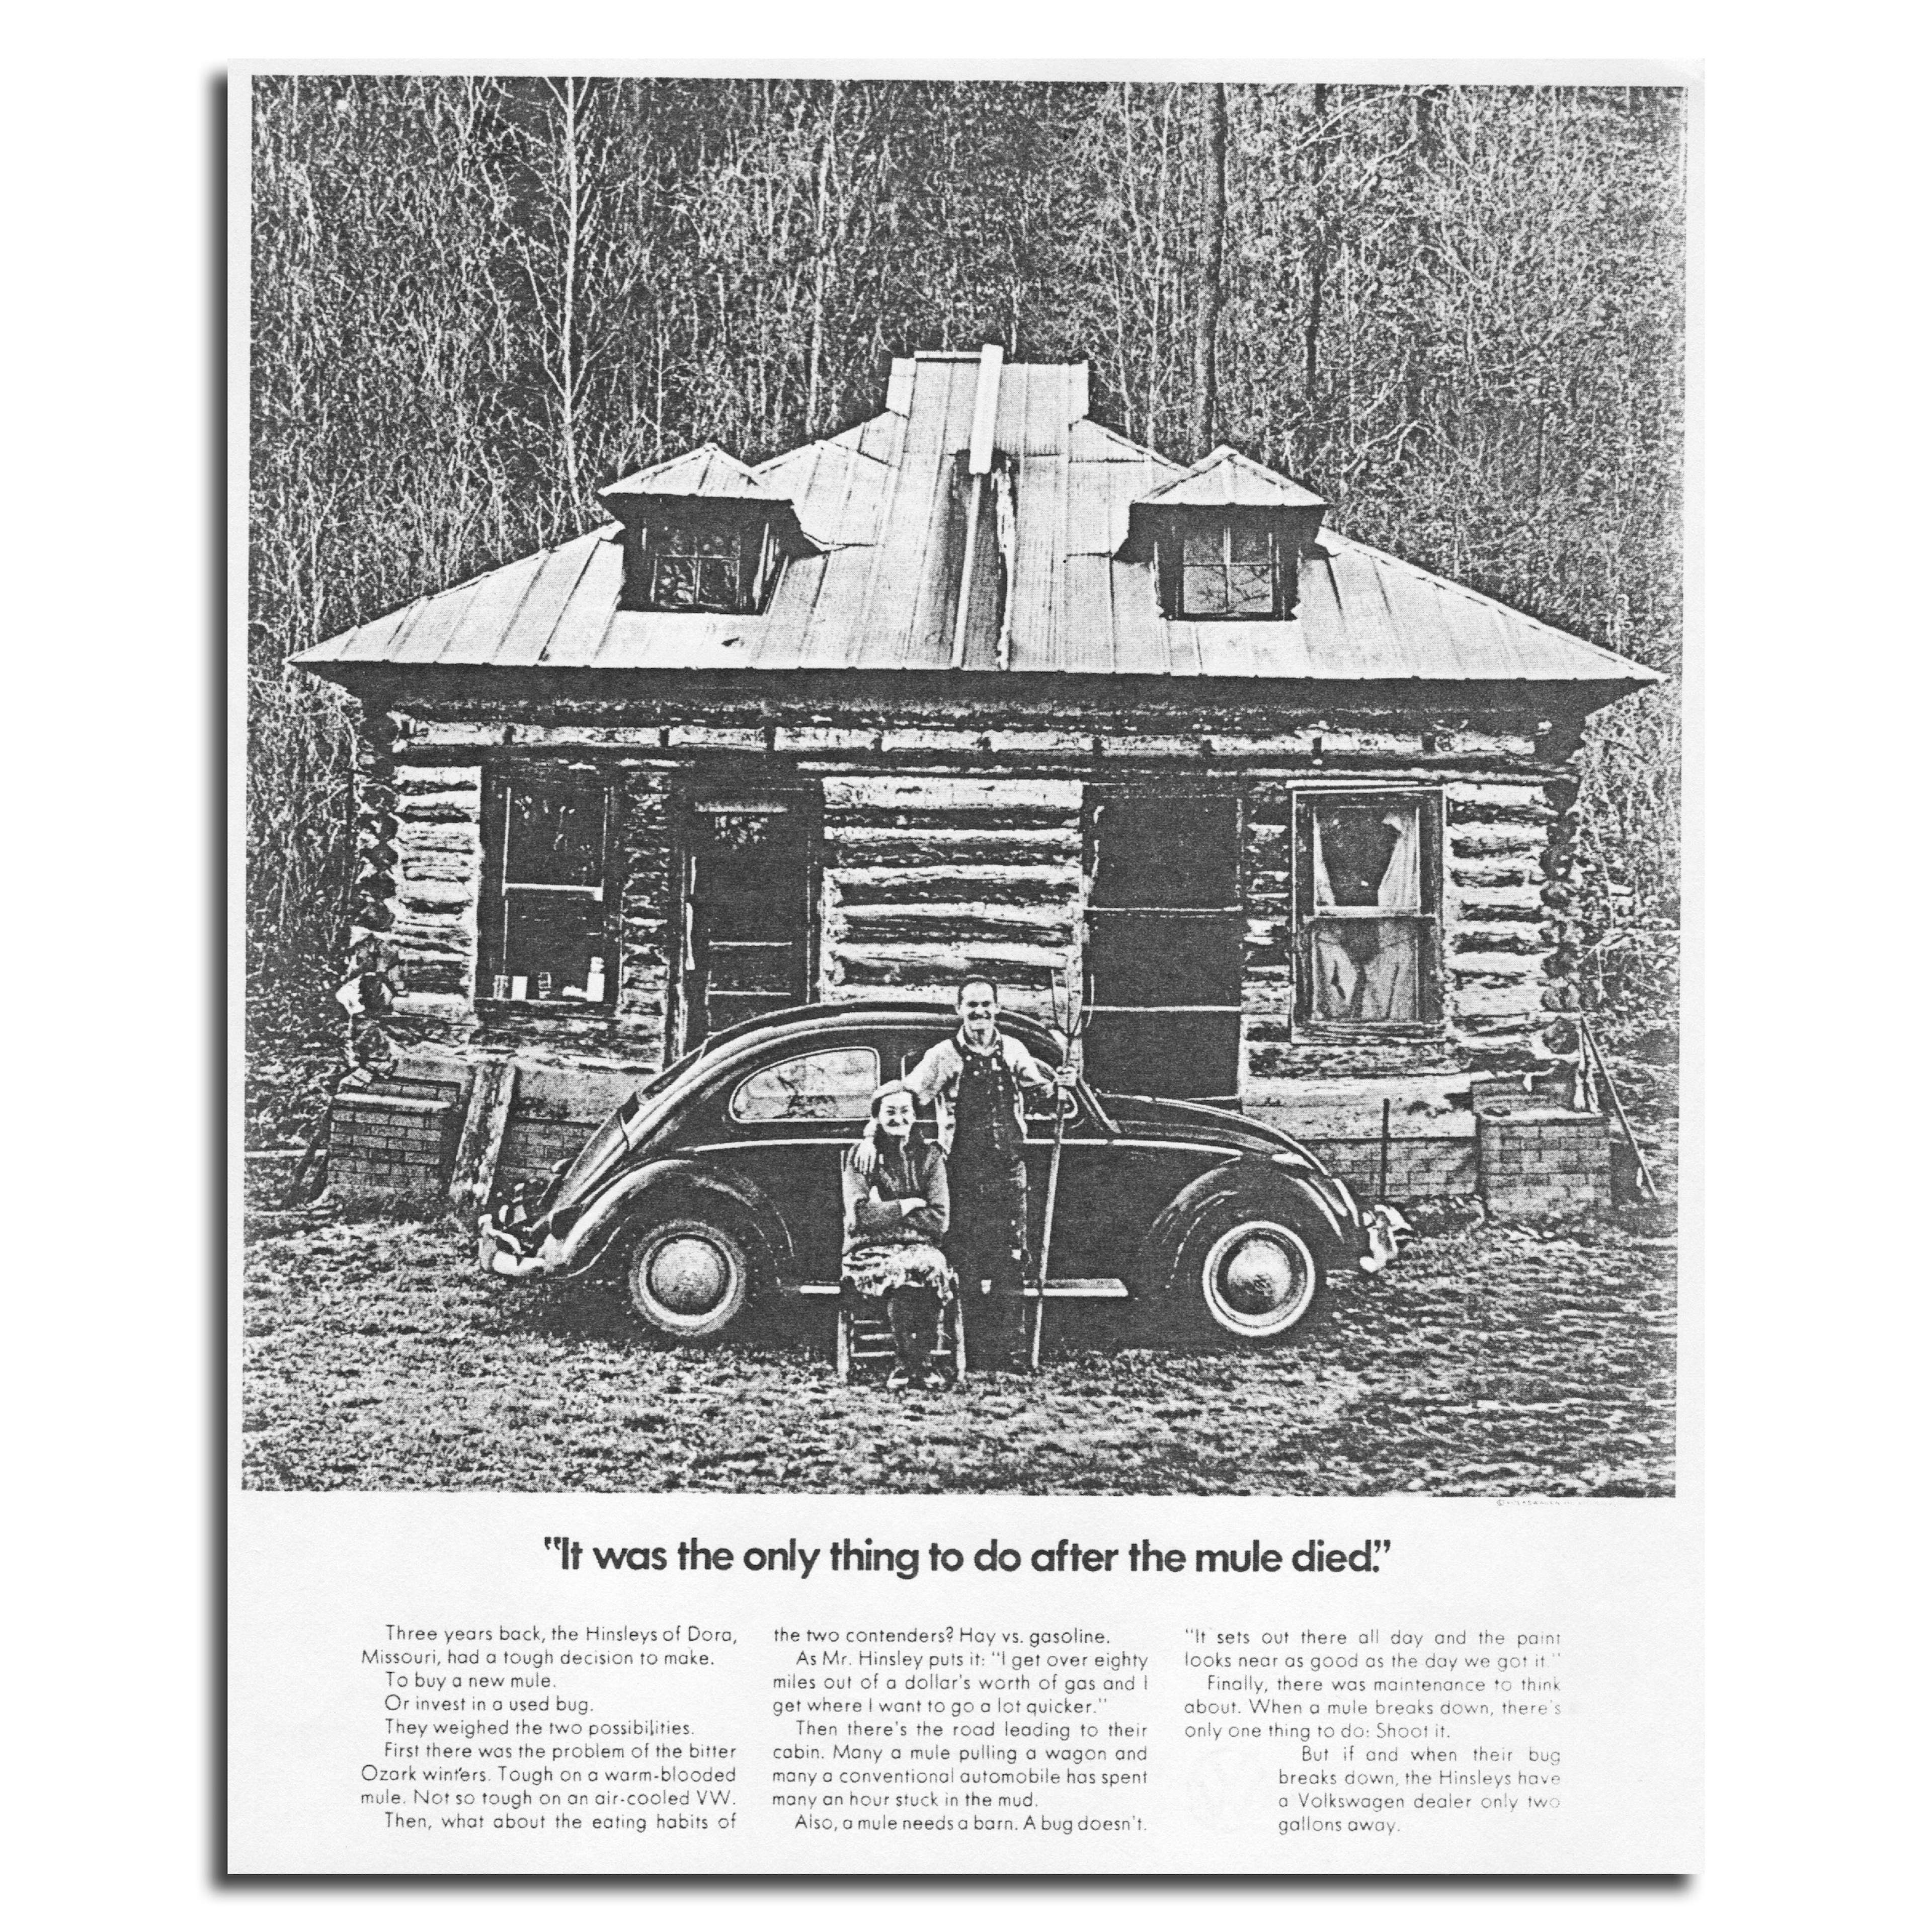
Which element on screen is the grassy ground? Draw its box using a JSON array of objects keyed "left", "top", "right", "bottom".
[{"left": 240, "top": 1199, "right": 1675, "bottom": 1497}]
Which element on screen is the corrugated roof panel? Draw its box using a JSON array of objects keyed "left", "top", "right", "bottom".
[
  {"left": 491, "top": 535, "right": 603, "bottom": 667},
  {"left": 993, "top": 360, "right": 1032, "bottom": 453},
  {"left": 1064, "top": 459, "right": 1116, "bottom": 555},
  {"left": 1069, "top": 418, "right": 1169, "bottom": 466},
  {"left": 1053, "top": 554, "right": 1116, "bottom": 674},
  {"left": 538, "top": 538, "right": 624, "bottom": 666},
  {"left": 1106, "top": 562, "right": 1170, "bottom": 675},
  {"left": 1024, "top": 363, "right": 1073, "bottom": 455}
]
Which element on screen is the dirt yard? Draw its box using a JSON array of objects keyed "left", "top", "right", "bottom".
[{"left": 240, "top": 1199, "right": 1675, "bottom": 1497}]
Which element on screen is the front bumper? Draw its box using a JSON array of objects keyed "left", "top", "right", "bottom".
[
  {"left": 1357, "top": 1203, "right": 1413, "bottom": 1275},
  {"left": 478, "top": 1217, "right": 561, "bottom": 1279}
]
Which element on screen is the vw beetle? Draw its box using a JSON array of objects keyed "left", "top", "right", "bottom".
[{"left": 480, "top": 1001, "right": 1408, "bottom": 1342}]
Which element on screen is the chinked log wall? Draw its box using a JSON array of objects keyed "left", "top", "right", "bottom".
[
  {"left": 818, "top": 777, "right": 1084, "bottom": 1023},
  {"left": 350, "top": 695, "right": 1591, "bottom": 1197}
]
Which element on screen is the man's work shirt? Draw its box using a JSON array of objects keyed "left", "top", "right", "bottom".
[{"left": 902, "top": 1030, "right": 1055, "bottom": 1164}]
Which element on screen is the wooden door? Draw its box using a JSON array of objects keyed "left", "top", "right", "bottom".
[{"left": 1082, "top": 793, "right": 1243, "bottom": 1107}]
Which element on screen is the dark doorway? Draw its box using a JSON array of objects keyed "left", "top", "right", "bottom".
[
  {"left": 1083, "top": 793, "right": 1243, "bottom": 1107},
  {"left": 677, "top": 792, "right": 815, "bottom": 1046}
]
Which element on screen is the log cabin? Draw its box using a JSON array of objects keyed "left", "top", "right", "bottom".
[{"left": 292, "top": 347, "right": 1661, "bottom": 1215}]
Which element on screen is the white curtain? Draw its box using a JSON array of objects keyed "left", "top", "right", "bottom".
[
  {"left": 1312, "top": 800, "right": 1420, "bottom": 909},
  {"left": 1309, "top": 799, "right": 1423, "bottom": 1021}
]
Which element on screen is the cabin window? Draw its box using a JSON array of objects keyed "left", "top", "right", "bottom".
[
  {"left": 1294, "top": 792, "right": 1442, "bottom": 1030},
  {"left": 1159, "top": 519, "right": 1283, "bottom": 619},
  {"left": 634, "top": 515, "right": 782, "bottom": 615},
  {"left": 480, "top": 773, "right": 615, "bottom": 1006}
]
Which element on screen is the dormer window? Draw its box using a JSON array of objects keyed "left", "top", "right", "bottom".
[
  {"left": 1169, "top": 518, "right": 1283, "bottom": 619},
  {"left": 1120, "top": 445, "right": 1329, "bottom": 623},
  {"left": 637, "top": 515, "right": 783, "bottom": 615},
  {"left": 597, "top": 441, "right": 821, "bottom": 619}
]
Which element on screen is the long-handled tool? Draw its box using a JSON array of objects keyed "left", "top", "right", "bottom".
[
  {"left": 1578, "top": 1015, "right": 1659, "bottom": 1203},
  {"left": 1029, "top": 960, "right": 1091, "bottom": 1372}
]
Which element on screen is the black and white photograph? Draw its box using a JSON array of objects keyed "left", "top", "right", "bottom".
[{"left": 243, "top": 74, "right": 1683, "bottom": 1499}]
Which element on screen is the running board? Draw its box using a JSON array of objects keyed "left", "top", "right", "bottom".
[{"left": 792, "top": 1278, "right": 1128, "bottom": 1299}]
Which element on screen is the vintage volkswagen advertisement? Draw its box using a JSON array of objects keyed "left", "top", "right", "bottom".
[{"left": 231, "top": 63, "right": 1697, "bottom": 1876}]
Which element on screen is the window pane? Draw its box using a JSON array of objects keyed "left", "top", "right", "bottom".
[
  {"left": 649, "top": 557, "right": 709, "bottom": 610},
  {"left": 1181, "top": 524, "right": 1224, "bottom": 567},
  {"left": 730, "top": 1048, "right": 880, "bottom": 1123},
  {"left": 1181, "top": 566, "right": 1229, "bottom": 616},
  {"left": 500, "top": 892, "right": 606, "bottom": 1000},
  {"left": 505, "top": 786, "right": 605, "bottom": 887},
  {"left": 1230, "top": 523, "right": 1272, "bottom": 563},
  {"left": 1308, "top": 919, "right": 1423, "bottom": 1023},
  {"left": 1311, "top": 799, "right": 1423, "bottom": 910},
  {"left": 1226, "top": 561, "right": 1275, "bottom": 614}
]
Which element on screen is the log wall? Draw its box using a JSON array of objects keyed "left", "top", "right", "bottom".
[
  {"left": 389, "top": 760, "right": 481, "bottom": 1010},
  {"left": 342, "top": 690, "right": 1603, "bottom": 1192},
  {"left": 817, "top": 776, "right": 1084, "bottom": 1023}
]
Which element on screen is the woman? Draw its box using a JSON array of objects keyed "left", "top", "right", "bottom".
[{"left": 842, "top": 1082, "right": 955, "bottom": 1391}]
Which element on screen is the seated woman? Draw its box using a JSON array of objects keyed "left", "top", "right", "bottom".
[{"left": 841, "top": 1082, "right": 955, "bottom": 1391}]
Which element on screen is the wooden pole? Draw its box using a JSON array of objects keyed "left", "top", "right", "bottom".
[
  {"left": 1378, "top": 1096, "right": 1392, "bottom": 1201},
  {"left": 1580, "top": 1018, "right": 1658, "bottom": 1203}
]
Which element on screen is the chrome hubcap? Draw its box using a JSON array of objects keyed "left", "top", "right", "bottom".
[
  {"left": 646, "top": 1236, "right": 731, "bottom": 1315},
  {"left": 1202, "top": 1222, "right": 1315, "bottom": 1335},
  {"left": 1224, "top": 1237, "right": 1299, "bottom": 1315}
]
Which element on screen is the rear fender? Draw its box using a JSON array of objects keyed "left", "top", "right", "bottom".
[
  {"left": 1137, "top": 1163, "right": 1350, "bottom": 1292},
  {"left": 549, "top": 1158, "right": 795, "bottom": 1280}
]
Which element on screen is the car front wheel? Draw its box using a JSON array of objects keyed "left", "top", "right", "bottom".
[
  {"left": 1179, "top": 1208, "right": 1325, "bottom": 1343},
  {"left": 625, "top": 1215, "right": 758, "bottom": 1341}
]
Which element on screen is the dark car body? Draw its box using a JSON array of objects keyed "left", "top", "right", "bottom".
[{"left": 480, "top": 1001, "right": 1405, "bottom": 1340}]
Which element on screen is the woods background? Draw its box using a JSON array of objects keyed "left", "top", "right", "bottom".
[{"left": 247, "top": 77, "right": 1684, "bottom": 1118}]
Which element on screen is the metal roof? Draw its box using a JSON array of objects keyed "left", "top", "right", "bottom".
[
  {"left": 295, "top": 354, "right": 1659, "bottom": 691},
  {"left": 599, "top": 441, "right": 783, "bottom": 505},
  {"left": 1134, "top": 444, "right": 1329, "bottom": 513}
]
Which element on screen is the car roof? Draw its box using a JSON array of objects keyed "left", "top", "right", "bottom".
[{"left": 691, "top": 1000, "right": 1060, "bottom": 1062}]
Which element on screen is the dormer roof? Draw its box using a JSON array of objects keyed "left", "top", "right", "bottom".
[
  {"left": 294, "top": 353, "right": 1660, "bottom": 698},
  {"left": 1134, "top": 444, "right": 1329, "bottom": 513},
  {"left": 597, "top": 441, "right": 788, "bottom": 511}
]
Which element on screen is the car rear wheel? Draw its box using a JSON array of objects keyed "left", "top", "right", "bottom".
[
  {"left": 1178, "top": 1208, "right": 1325, "bottom": 1343},
  {"left": 625, "top": 1215, "right": 759, "bottom": 1341}
]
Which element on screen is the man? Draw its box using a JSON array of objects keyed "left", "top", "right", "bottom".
[{"left": 856, "top": 977, "right": 1070, "bottom": 1367}]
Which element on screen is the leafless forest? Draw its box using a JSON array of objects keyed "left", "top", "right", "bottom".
[{"left": 249, "top": 77, "right": 1683, "bottom": 1091}]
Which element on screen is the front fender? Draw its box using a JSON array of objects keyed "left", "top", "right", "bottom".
[
  {"left": 1136, "top": 1160, "right": 1352, "bottom": 1290},
  {"left": 544, "top": 1157, "right": 796, "bottom": 1280}
]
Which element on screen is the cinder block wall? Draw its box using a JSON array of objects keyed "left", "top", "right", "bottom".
[
  {"left": 1477, "top": 1112, "right": 1612, "bottom": 1217},
  {"left": 328, "top": 1089, "right": 462, "bottom": 1205}
]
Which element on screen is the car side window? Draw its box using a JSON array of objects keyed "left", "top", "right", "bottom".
[{"left": 729, "top": 1047, "right": 881, "bottom": 1124}]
